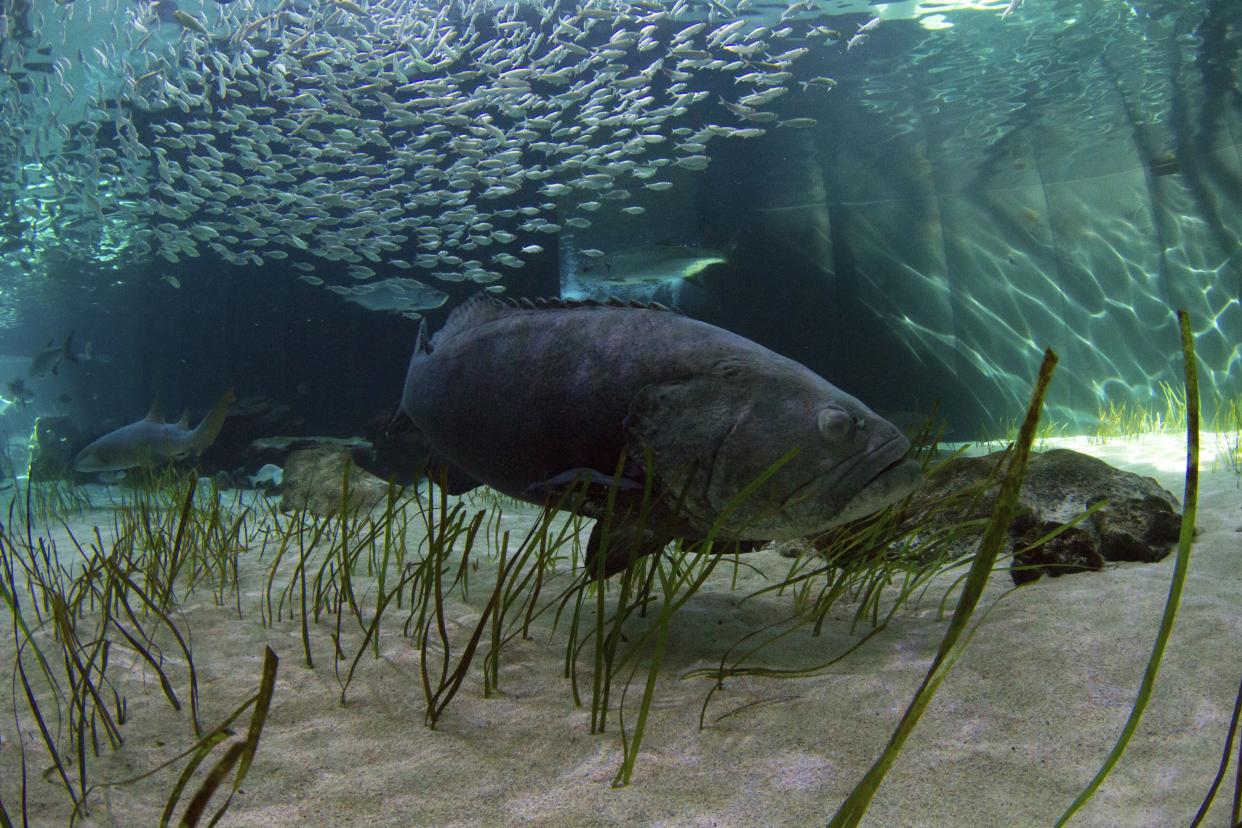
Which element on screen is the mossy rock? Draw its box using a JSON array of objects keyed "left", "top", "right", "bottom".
[
  {"left": 279, "top": 446, "right": 390, "bottom": 516},
  {"left": 245, "top": 435, "right": 373, "bottom": 473},
  {"left": 905, "top": 448, "right": 1182, "bottom": 584},
  {"left": 28, "top": 416, "right": 81, "bottom": 482}
]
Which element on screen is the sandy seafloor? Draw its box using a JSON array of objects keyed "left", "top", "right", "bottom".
[{"left": 2, "top": 433, "right": 1240, "bottom": 827}]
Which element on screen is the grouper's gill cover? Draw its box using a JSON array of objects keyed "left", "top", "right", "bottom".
[{"left": 400, "top": 294, "right": 922, "bottom": 574}]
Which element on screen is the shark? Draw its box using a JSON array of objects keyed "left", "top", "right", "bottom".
[
  {"left": 28, "top": 331, "right": 78, "bottom": 378},
  {"left": 578, "top": 244, "right": 727, "bottom": 288},
  {"left": 73, "top": 388, "right": 235, "bottom": 473},
  {"left": 399, "top": 294, "right": 922, "bottom": 576}
]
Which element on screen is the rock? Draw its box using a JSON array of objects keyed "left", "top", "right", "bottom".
[
  {"left": 901, "top": 448, "right": 1182, "bottom": 584},
  {"left": 29, "top": 416, "right": 81, "bottom": 482},
  {"left": 280, "top": 446, "right": 391, "bottom": 516},
  {"left": 244, "top": 435, "right": 374, "bottom": 473}
]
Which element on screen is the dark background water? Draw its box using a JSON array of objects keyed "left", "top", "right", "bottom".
[
  {"left": 0, "top": 136, "right": 962, "bottom": 457},
  {"left": 1, "top": 0, "right": 1239, "bottom": 463}
]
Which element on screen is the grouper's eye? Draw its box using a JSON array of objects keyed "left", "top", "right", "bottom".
[{"left": 817, "top": 407, "right": 859, "bottom": 442}]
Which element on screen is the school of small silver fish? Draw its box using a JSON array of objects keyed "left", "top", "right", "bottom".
[{"left": 0, "top": 0, "right": 872, "bottom": 317}]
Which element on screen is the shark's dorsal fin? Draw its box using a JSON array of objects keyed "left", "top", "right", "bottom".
[
  {"left": 176, "top": 409, "right": 190, "bottom": 429},
  {"left": 434, "top": 292, "right": 681, "bottom": 345},
  {"left": 145, "top": 397, "right": 164, "bottom": 422}
]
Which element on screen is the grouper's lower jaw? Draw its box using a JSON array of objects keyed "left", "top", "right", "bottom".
[{"left": 831, "top": 457, "right": 924, "bottom": 526}]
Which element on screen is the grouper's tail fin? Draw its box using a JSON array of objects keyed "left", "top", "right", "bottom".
[{"left": 191, "top": 387, "right": 235, "bottom": 456}]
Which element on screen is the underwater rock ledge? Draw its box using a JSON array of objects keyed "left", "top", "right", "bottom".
[
  {"left": 905, "top": 448, "right": 1182, "bottom": 584},
  {"left": 279, "top": 445, "right": 390, "bottom": 516}
]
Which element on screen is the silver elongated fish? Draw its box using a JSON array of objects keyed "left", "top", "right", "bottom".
[
  {"left": 399, "top": 295, "right": 921, "bottom": 576},
  {"left": 73, "top": 388, "right": 235, "bottom": 473}
]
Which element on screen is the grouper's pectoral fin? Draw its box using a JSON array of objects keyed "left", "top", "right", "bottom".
[
  {"left": 584, "top": 515, "right": 674, "bottom": 579},
  {"left": 523, "top": 467, "right": 643, "bottom": 501},
  {"left": 384, "top": 406, "right": 420, "bottom": 439},
  {"left": 426, "top": 460, "right": 482, "bottom": 496}
]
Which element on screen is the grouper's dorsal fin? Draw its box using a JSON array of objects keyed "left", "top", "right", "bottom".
[
  {"left": 507, "top": 296, "right": 681, "bottom": 313},
  {"left": 435, "top": 292, "right": 683, "bottom": 345},
  {"left": 431, "top": 292, "right": 510, "bottom": 347}
]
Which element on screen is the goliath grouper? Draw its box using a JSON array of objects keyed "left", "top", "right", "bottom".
[{"left": 399, "top": 295, "right": 922, "bottom": 576}]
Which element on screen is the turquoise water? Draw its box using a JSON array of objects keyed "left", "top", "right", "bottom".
[
  {"left": 1, "top": 3, "right": 1241, "bottom": 824},
  {"left": 2, "top": 0, "right": 1242, "bottom": 439},
  {"left": 1, "top": 0, "right": 1238, "bottom": 439}
]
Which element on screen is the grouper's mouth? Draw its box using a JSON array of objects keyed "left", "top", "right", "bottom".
[
  {"left": 780, "top": 434, "right": 921, "bottom": 518},
  {"left": 834, "top": 452, "right": 923, "bottom": 523},
  {"left": 864, "top": 452, "right": 918, "bottom": 489},
  {"left": 836, "top": 434, "right": 913, "bottom": 490}
]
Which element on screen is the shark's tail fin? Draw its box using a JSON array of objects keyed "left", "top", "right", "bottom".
[
  {"left": 191, "top": 387, "right": 235, "bottom": 456},
  {"left": 63, "top": 330, "right": 78, "bottom": 363}
]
